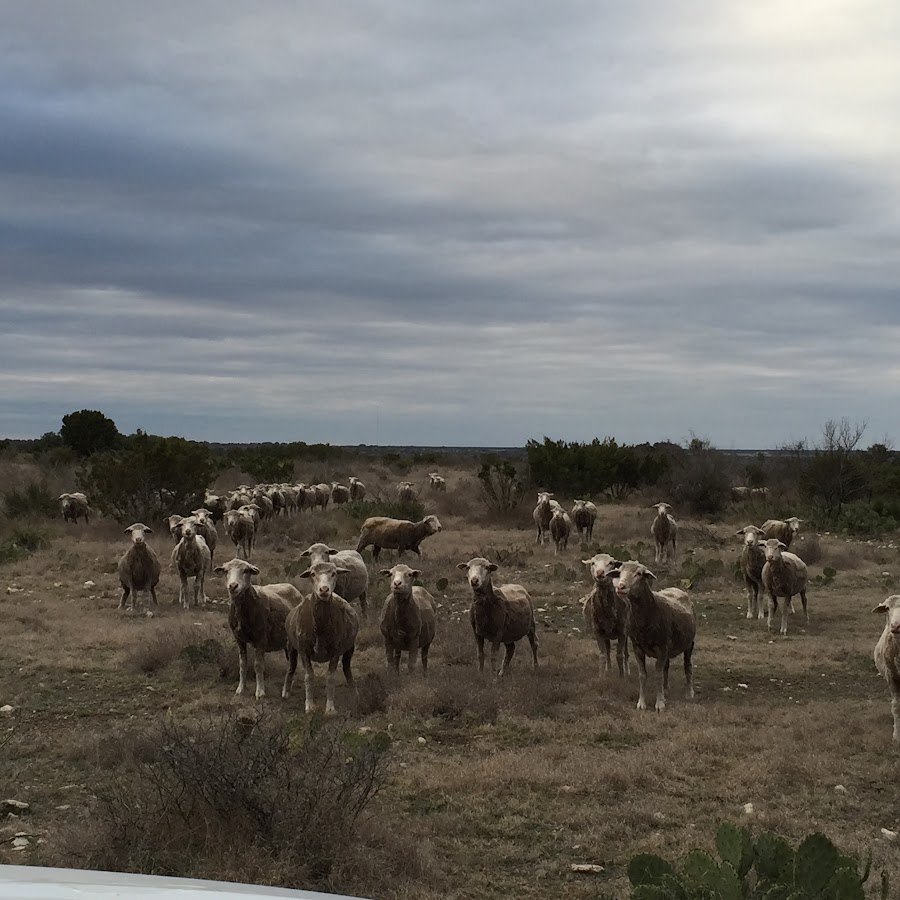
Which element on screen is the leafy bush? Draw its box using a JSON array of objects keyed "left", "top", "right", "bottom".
[
  {"left": 665, "top": 437, "right": 732, "bottom": 516},
  {"left": 69, "top": 712, "right": 392, "bottom": 889},
  {"left": 230, "top": 448, "right": 295, "bottom": 483},
  {"left": 836, "top": 500, "right": 900, "bottom": 537},
  {"left": 60, "top": 409, "right": 121, "bottom": 458},
  {"left": 477, "top": 460, "right": 526, "bottom": 516},
  {"left": 623, "top": 821, "right": 887, "bottom": 900},
  {"left": 341, "top": 498, "right": 426, "bottom": 524},
  {"left": 2, "top": 481, "right": 59, "bottom": 519},
  {"left": 0, "top": 526, "right": 50, "bottom": 565}
]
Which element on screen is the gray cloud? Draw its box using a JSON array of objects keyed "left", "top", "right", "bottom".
[{"left": 2, "top": 2, "right": 899, "bottom": 446}]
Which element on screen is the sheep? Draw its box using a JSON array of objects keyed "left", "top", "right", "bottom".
[
  {"left": 760, "top": 517, "right": 803, "bottom": 549},
  {"left": 457, "top": 557, "right": 538, "bottom": 676},
  {"left": 190, "top": 508, "right": 218, "bottom": 566},
  {"left": 284, "top": 561, "right": 360, "bottom": 715},
  {"left": 59, "top": 492, "right": 90, "bottom": 524},
  {"left": 761, "top": 538, "right": 809, "bottom": 636},
  {"left": 532, "top": 491, "right": 559, "bottom": 545},
  {"left": 267, "top": 486, "right": 287, "bottom": 517},
  {"left": 571, "top": 499, "right": 598, "bottom": 542},
  {"left": 295, "top": 483, "right": 315, "bottom": 512},
  {"left": 731, "top": 486, "right": 751, "bottom": 502},
  {"left": 280, "top": 484, "right": 299, "bottom": 515},
  {"left": 750, "top": 487, "right": 769, "bottom": 500},
  {"left": 348, "top": 476, "right": 366, "bottom": 501},
  {"left": 224, "top": 508, "right": 256, "bottom": 560},
  {"left": 252, "top": 492, "right": 275, "bottom": 521},
  {"left": 397, "top": 481, "right": 416, "bottom": 503},
  {"left": 299, "top": 542, "right": 370, "bottom": 620},
  {"left": 312, "top": 483, "right": 331, "bottom": 510},
  {"left": 239, "top": 502, "right": 263, "bottom": 529},
  {"left": 581, "top": 554, "right": 629, "bottom": 676},
  {"left": 650, "top": 502, "right": 678, "bottom": 565},
  {"left": 356, "top": 515, "right": 442, "bottom": 561},
  {"left": 872, "top": 595, "right": 900, "bottom": 744},
  {"left": 429, "top": 473, "right": 447, "bottom": 492},
  {"left": 117, "top": 523, "right": 161, "bottom": 611},
  {"left": 378, "top": 564, "right": 436, "bottom": 674},
  {"left": 165, "top": 514, "right": 185, "bottom": 543},
  {"left": 736, "top": 525, "right": 767, "bottom": 620},
  {"left": 214, "top": 558, "right": 303, "bottom": 700},
  {"left": 549, "top": 507, "right": 572, "bottom": 554},
  {"left": 203, "top": 493, "right": 228, "bottom": 523},
  {"left": 614, "top": 560, "right": 695, "bottom": 712},
  {"left": 171, "top": 517, "right": 211, "bottom": 609},
  {"left": 330, "top": 482, "right": 351, "bottom": 506}
]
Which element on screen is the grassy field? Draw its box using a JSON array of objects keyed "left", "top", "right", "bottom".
[{"left": 1, "top": 465, "right": 898, "bottom": 898}]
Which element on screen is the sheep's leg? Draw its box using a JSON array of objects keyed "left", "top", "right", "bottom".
[
  {"left": 634, "top": 647, "right": 649, "bottom": 710},
  {"left": 119, "top": 586, "right": 129, "bottom": 610},
  {"left": 253, "top": 646, "right": 266, "bottom": 700},
  {"left": 780, "top": 597, "right": 789, "bottom": 636},
  {"left": 179, "top": 574, "right": 190, "bottom": 609},
  {"left": 236, "top": 641, "right": 248, "bottom": 695},
  {"left": 325, "top": 657, "right": 340, "bottom": 715},
  {"left": 767, "top": 595, "right": 777, "bottom": 632},
  {"left": 745, "top": 579, "right": 755, "bottom": 619},
  {"left": 600, "top": 637, "right": 611, "bottom": 673},
  {"left": 420, "top": 644, "right": 430, "bottom": 675},
  {"left": 498, "top": 642, "right": 515, "bottom": 677},
  {"left": 892, "top": 695, "right": 900, "bottom": 744},
  {"left": 655, "top": 655, "right": 668, "bottom": 712},
  {"left": 755, "top": 582, "right": 764, "bottom": 620},
  {"left": 684, "top": 643, "right": 694, "bottom": 699},
  {"left": 800, "top": 589, "right": 809, "bottom": 624},
  {"left": 475, "top": 636, "right": 486, "bottom": 674},
  {"left": 342, "top": 648, "right": 357, "bottom": 703},
  {"left": 527, "top": 629, "right": 538, "bottom": 669},
  {"left": 358, "top": 591, "right": 368, "bottom": 622},
  {"left": 490, "top": 640, "right": 502, "bottom": 676},
  {"left": 198, "top": 569, "right": 208, "bottom": 605},
  {"left": 384, "top": 641, "right": 395, "bottom": 672},
  {"left": 282, "top": 647, "right": 297, "bottom": 699},
  {"left": 616, "top": 636, "right": 628, "bottom": 677},
  {"left": 407, "top": 650, "right": 415, "bottom": 674},
  {"left": 372, "top": 546, "right": 381, "bottom": 561},
  {"left": 595, "top": 636, "right": 608, "bottom": 674},
  {"left": 150, "top": 585, "right": 159, "bottom": 606},
  {"left": 302, "top": 654, "right": 316, "bottom": 714}
]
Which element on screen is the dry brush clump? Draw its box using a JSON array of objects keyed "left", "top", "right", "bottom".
[{"left": 123, "top": 621, "right": 232, "bottom": 677}]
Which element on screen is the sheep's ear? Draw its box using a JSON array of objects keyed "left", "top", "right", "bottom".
[
  {"left": 734, "top": 528, "right": 745, "bottom": 536},
  {"left": 214, "top": 566, "right": 226, "bottom": 575},
  {"left": 144, "top": 527, "right": 153, "bottom": 534},
  {"left": 642, "top": 568, "right": 657, "bottom": 582},
  {"left": 777, "top": 541, "right": 787, "bottom": 550},
  {"left": 456, "top": 562, "right": 469, "bottom": 571},
  {"left": 326, "top": 548, "right": 339, "bottom": 555},
  {"left": 299, "top": 550, "right": 311, "bottom": 558},
  {"left": 298, "top": 568, "right": 313, "bottom": 579},
  {"left": 123, "top": 527, "right": 132, "bottom": 534},
  {"left": 335, "top": 566, "right": 350, "bottom": 575},
  {"left": 581, "top": 559, "right": 592, "bottom": 565},
  {"left": 487, "top": 563, "right": 498, "bottom": 572},
  {"left": 873, "top": 603, "right": 889, "bottom": 613},
  {"left": 379, "top": 568, "right": 392, "bottom": 576},
  {"left": 247, "top": 564, "right": 260, "bottom": 575},
  {"left": 411, "top": 569, "right": 422, "bottom": 578}
]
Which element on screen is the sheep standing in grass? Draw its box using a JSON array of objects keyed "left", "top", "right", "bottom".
[
  {"left": 872, "top": 595, "right": 900, "bottom": 744},
  {"left": 571, "top": 500, "right": 598, "bottom": 542},
  {"left": 581, "top": 554, "right": 629, "bottom": 676},
  {"left": 190, "top": 508, "right": 218, "bottom": 567},
  {"left": 736, "top": 525, "right": 767, "bottom": 620},
  {"left": 356, "top": 515, "right": 442, "bottom": 561},
  {"left": 532, "top": 491, "right": 559, "bottom": 545},
  {"left": 215, "top": 558, "right": 303, "bottom": 700},
  {"left": 59, "top": 492, "right": 90, "bottom": 524},
  {"left": 224, "top": 508, "right": 256, "bottom": 560},
  {"left": 760, "top": 516, "right": 803, "bottom": 549},
  {"left": 172, "top": 518, "right": 211, "bottom": 609},
  {"left": 614, "top": 561, "right": 695, "bottom": 711},
  {"left": 458, "top": 557, "right": 538, "bottom": 676},
  {"left": 761, "top": 538, "right": 809, "bottom": 636},
  {"left": 397, "top": 481, "right": 416, "bottom": 503},
  {"left": 429, "top": 473, "right": 447, "bottom": 492},
  {"left": 203, "top": 493, "right": 228, "bottom": 524},
  {"left": 379, "top": 564, "right": 436, "bottom": 674},
  {"left": 349, "top": 476, "right": 366, "bottom": 501},
  {"left": 331, "top": 482, "right": 351, "bottom": 506},
  {"left": 549, "top": 507, "right": 572, "bottom": 554},
  {"left": 299, "top": 542, "right": 370, "bottom": 620},
  {"left": 285, "top": 561, "right": 360, "bottom": 715},
  {"left": 650, "top": 502, "right": 677, "bottom": 565},
  {"left": 118, "top": 523, "right": 161, "bottom": 611}
]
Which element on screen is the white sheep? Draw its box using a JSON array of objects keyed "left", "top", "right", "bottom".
[
  {"left": 224, "top": 508, "right": 256, "bottom": 560},
  {"left": 349, "top": 476, "right": 367, "bottom": 501},
  {"left": 397, "top": 481, "right": 416, "bottom": 503},
  {"left": 299, "top": 542, "right": 370, "bottom": 620},
  {"left": 429, "top": 473, "right": 447, "bottom": 492},
  {"left": 571, "top": 499, "right": 598, "bottom": 542},
  {"left": 761, "top": 538, "right": 809, "bottom": 635},
  {"left": 549, "top": 507, "right": 572, "bottom": 554},
  {"left": 330, "top": 482, "right": 351, "bottom": 506},
  {"left": 379, "top": 564, "right": 436, "bottom": 674},
  {"left": 581, "top": 554, "right": 629, "bottom": 676},
  {"left": 736, "top": 525, "right": 767, "bottom": 620},
  {"left": 650, "top": 502, "right": 677, "bottom": 565},
  {"left": 872, "top": 595, "right": 900, "bottom": 744},
  {"left": 760, "top": 517, "right": 803, "bottom": 549},
  {"left": 312, "top": 483, "right": 331, "bottom": 510},
  {"left": 171, "top": 517, "right": 211, "bottom": 609},
  {"left": 59, "top": 492, "right": 90, "bottom": 524},
  {"left": 532, "top": 491, "right": 560, "bottom": 545},
  {"left": 118, "top": 524, "right": 161, "bottom": 611}
]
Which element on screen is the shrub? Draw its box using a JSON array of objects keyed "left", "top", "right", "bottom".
[
  {"left": 67, "top": 711, "right": 392, "bottom": 889},
  {"left": 2, "top": 481, "right": 59, "bottom": 519},
  {"left": 123, "top": 623, "right": 231, "bottom": 677},
  {"left": 477, "top": 460, "right": 526, "bottom": 517},
  {"left": 60, "top": 409, "right": 121, "bottom": 458},
  {"left": 341, "top": 498, "right": 426, "bottom": 525},
  {"left": 0, "top": 527, "right": 50, "bottom": 565}
]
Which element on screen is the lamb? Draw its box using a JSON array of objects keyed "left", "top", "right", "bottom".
[
  {"left": 348, "top": 476, "right": 366, "bottom": 501},
  {"left": 312, "top": 483, "right": 331, "bottom": 510},
  {"left": 532, "top": 491, "right": 560, "bottom": 545},
  {"left": 614, "top": 561, "right": 695, "bottom": 712},
  {"left": 171, "top": 518, "right": 211, "bottom": 609},
  {"left": 356, "top": 515, "right": 442, "bottom": 561},
  {"left": 736, "top": 525, "right": 767, "bottom": 620},
  {"left": 581, "top": 554, "right": 629, "bottom": 676},
  {"left": 549, "top": 507, "right": 573, "bottom": 554},
  {"left": 760, "top": 517, "right": 803, "bottom": 549},
  {"left": 872, "top": 595, "right": 900, "bottom": 744},
  {"left": 214, "top": 558, "right": 303, "bottom": 700},
  {"left": 190, "top": 508, "right": 218, "bottom": 566},
  {"left": 284, "top": 561, "right": 360, "bottom": 715},
  {"left": 330, "top": 482, "right": 351, "bottom": 506},
  {"left": 224, "top": 508, "right": 256, "bottom": 560},
  {"left": 457, "top": 557, "right": 538, "bottom": 676},
  {"left": 379, "top": 564, "right": 436, "bottom": 674},
  {"left": 299, "top": 542, "right": 370, "bottom": 620},
  {"left": 650, "top": 502, "right": 678, "bottom": 565},
  {"left": 429, "top": 473, "right": 447, "bottom": 492},
  {"left": 59, "top": 492, "right": 90, "bottom": 524},
  {"left": 761, "top": 538, "right": 809, "bottom": 636},
  {"left": 117, "top": 523, "right": 161, "bottom": 611},
  {"left": 397, "top": 481, "right": 416, "bottom": 503},
  {"left": 571, "top": 499, "right": 598, "bottom": 542}
]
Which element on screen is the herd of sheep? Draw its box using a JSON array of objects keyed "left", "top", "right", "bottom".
[{"left": 57, "top": 483, "right": 900, "bottom": 741}]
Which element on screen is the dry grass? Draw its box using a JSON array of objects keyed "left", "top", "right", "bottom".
[{"left": 1, "top": 477, "right": 898, "bottom": 898}]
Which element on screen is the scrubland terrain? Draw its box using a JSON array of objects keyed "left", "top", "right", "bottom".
[{"left": 1, "top": 462, "right": 898, "bottom": 899}]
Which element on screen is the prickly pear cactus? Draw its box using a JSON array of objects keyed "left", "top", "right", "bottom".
[
  {"left": 716, "top": 821, "right": 755, "bottom": 877},
  {"left": 794, "top": 833, "right": 838, "bottom": 896},
  {"left": 755, "top": 832, "right": 795, "bottom": 883},
  {"left": 627, "top": 853, "right": 675, "bottom": 888}
]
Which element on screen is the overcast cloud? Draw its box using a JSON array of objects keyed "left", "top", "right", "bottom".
[{"left": 2, "top": 1, "right": 899, "bottom": 447}]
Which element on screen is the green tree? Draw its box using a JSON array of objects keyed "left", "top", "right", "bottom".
[{"left": 60, "top": 409, "right": 121, "bottom": 458}]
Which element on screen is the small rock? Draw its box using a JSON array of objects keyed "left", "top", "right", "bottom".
[
  {"left": 83, "top": 580, "right": 95, "bottom": 588},
  {"left": 834, "top": 785, "right": 847, "bottom": 794},
  {"left": 881, "top": 828, "right": 898, "bottom": 841},
  {"left": 358, "top": 726, "right": 374, "bottom": 736},
  {"left": 145, "top": 611, "right": 154, "bottom": 618},
  {"left": 743, "top": 803, "right": 755, "bottom": 815},
  {"left": 53, "top": 582, "right": 62, "bottom": 588},
  {"left": 2, "top": 800, "right": 30, "bottom": 817},
  {"left": 536, "top": 607, "right": 547, "bottom": 613},
  {"left": 417, "top": 737, "right": 426, "bottom": 745},
  {"left": 727, "top": 635, "right": 738, "bottom": 641},
  {"left": 55, "top": 805, "right": 71, "bottom": 811},
  {"left": 12, "top": 836, "right": 29, "bottom": 850},
  {"left": 737, "top": 683, "right": 749, "bottom": 690},
  {"left": 560, "top": 785, "right": 575, "bottom": 794},
  {"left": 883, "top": 572, "right": 891, "bottom": 577},
  {"left": 571, "top": 864, "right": 605, "bottom": 874},
  {"left": 6, "top": 587, "right": 23, "bottom": 594},
  {"left": 653, "top": 811, "right": 665, "bottom": 821}
]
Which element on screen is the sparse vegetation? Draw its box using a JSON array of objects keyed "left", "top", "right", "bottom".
[
  {"left": 477, "top": 458, "right": 526, "bottom": 516},
  {"left": 2, "top": 480, "right": 59, "bottom": 519}
]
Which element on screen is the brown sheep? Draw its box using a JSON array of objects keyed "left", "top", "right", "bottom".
[
  {"left": 581, "top": 553, "right": 629, "bottom": 676},
  {"left": 649, "top": 502, "right": 677, "bottom": 565},
  {"left": 224, "top": 508, "right": 256, "bottom": 560},
  {"left": 118, "top": 523, "right": 161, "bottom": 611},
  {"left": 457, "top": 557, "right": 538, "bottom": 676},
  {"left": 736, "top": 525, "right": 767, "bottom": 620},
  {"left": 379, "top": 564, "right": 436, "bottom": 674},
  {"left": 761, "top": 538, "right": 809, "bottom": 635},
  {"left": 356, "top": 515, "right": 442, "bottom": 561},
  {"left": 760, "top": 516, "right": 803, "bottom": 549},
  {"left": 284, "top": 561, "right": 359, "bottom": 715},
  {"left": 171, "top": 518, "right": 211, "bottom": 609}
]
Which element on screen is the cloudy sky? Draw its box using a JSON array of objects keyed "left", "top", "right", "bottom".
[{"left": 2, "top": 2, "right": 899, "bottom": 448}]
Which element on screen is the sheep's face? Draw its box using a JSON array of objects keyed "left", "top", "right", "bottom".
[
  {"left": 224, "top": 511, "right": 241, "bottom": 528},
  {"left": 423, "top": 515, "right": 442, "bottom": 535},
  {"left": 551, "top": 508, "right": 566, "bottom": 521},
  {"left": 536, "top": 491, "right": 554, "bottom": 507},
  {"left": 614, "top": 561, "right": 656, "bottom": 598},
  {"left": 736, "top": 526, "right": 764, "bottom": 547},
  {"left": 873, "top": 596, "right": 900, "bottom": 636},
  {"left": 457, "top": 557, "right": 498, "bottom": 591},
  {"left": 299, "top": 562, "right": 350, "bottom": 600},
  {"left": 572, "top": 500, "right": 585, "bottom": 512},
  {"left": 180, "top": 517, "right": 200, "bottom": 539},
  {"left": 653, "top": 503, "right": 672, "bottom": 516},
  {"left": 380, "top": 564, "right": 421, "bottom": 598},
  {"left": 786, "top": 517, "right": 803, "bottom": 533},
  {"left": 215, "top": 558, "right": 260, "bottom": 593},
  {"left": 124, "top": 523, "right": 152, "bottom": 544},
  {"left": 300, "top": 542, "right": 338, "bottom": 562},
  {"left": 763, "top": 538, "right": 787, "bottom": 561},
  {"left": 191, "top": 508, "right": 213, "bottom": 525},
  {"left": 582, "top": 553, "right": 620, "bottom": 583}
]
